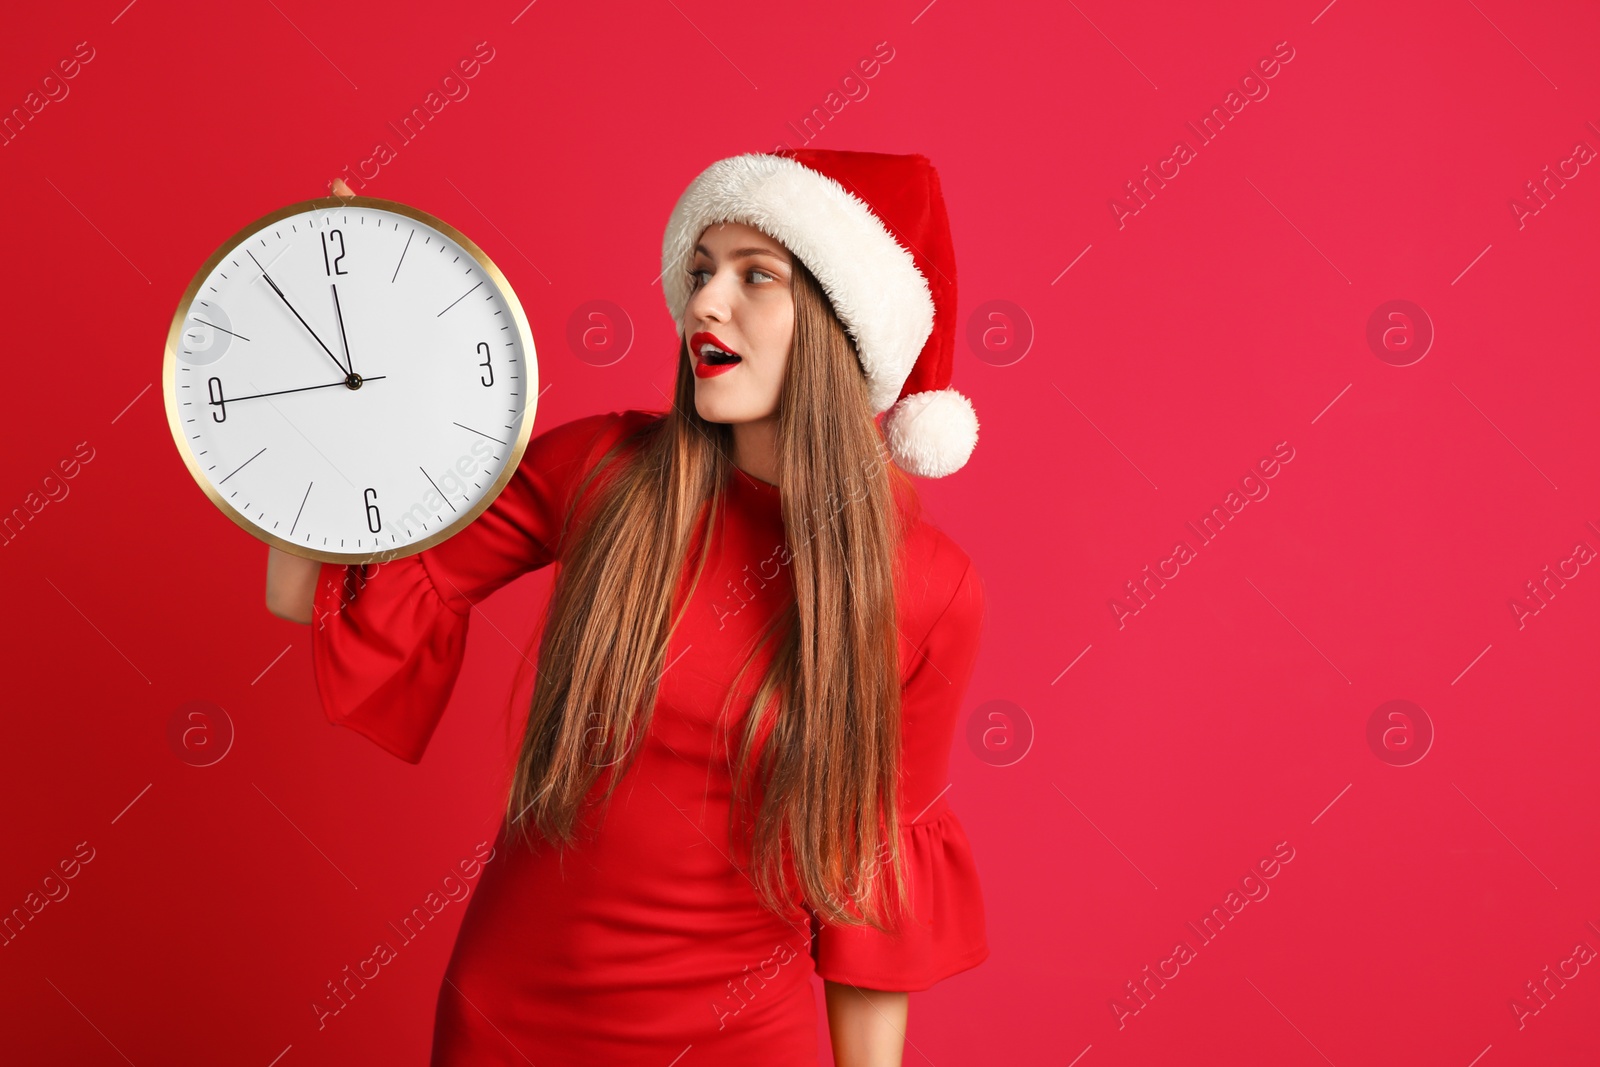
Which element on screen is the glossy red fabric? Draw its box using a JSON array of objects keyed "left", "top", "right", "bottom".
[{"left": 309, "top": 409, "right": 989, "bottom": 1065}]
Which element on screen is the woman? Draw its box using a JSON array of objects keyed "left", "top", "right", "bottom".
[{"left": 267, "top": 149, "right": 987, "bottom": 1066}]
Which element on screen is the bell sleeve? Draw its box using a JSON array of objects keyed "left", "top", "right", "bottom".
[
  {"left": 812, "top": 555, "right": 990, "bottom": 992},
  {"left": 308, "top": 409, "right": 644, "bottom": 764}
]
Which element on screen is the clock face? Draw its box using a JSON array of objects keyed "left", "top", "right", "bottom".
[{"left": 163, "top": 195, "right": 537, "bottom": 564}]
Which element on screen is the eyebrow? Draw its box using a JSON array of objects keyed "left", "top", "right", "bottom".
[{"left": 692, "top": 243, "right": 790, "bottom": 265}]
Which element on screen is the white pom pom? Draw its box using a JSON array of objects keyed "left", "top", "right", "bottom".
[{"left": 882, "top": 388, "right": 979, "bottom": 478}]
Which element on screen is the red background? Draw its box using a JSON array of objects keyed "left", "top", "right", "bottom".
[{"left": 3, "top": 0, "right": 1598, "bottom": 1063}]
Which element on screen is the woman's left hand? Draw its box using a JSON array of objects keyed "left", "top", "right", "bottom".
[{"left": 824, "top": 980, "right": 908, "bottom": 1067}]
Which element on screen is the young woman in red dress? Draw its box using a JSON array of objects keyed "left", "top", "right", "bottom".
[{"left": 268, "top": 149, "right": 988, "bottom": 1066}]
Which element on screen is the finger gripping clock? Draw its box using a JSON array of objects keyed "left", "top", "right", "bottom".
[{"left": 163, "top": 194, "right": 538, "bottom": 565}]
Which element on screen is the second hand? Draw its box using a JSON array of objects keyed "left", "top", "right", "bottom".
[{"left": 210, "top": 376, "right": 387, "bottom": 406}]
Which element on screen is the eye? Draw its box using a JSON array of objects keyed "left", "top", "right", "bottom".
[{"left": 686, "top": 264, "right": 780, "bottom": 289}]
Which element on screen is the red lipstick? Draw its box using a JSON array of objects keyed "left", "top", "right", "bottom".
[{"left": 691, "top": 331, "right": 742, "bottom": 379}]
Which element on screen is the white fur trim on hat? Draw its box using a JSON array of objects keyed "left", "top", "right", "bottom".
[
  {"left": 661, "top": 153, "right": 935, "bottom": 414},
  {"left": 881, "top": 388, "right": 979, "bottom": 478}
]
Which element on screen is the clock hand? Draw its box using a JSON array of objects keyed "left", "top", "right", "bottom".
[
  {"left": 246, "top": 248, "right": 351, "bottom": 378},
  {"left": 208, "top": 375, "right": 386, "bottom": 406},
  {"left": 331, "top": 282, "right": 355, "bottom": 376}
]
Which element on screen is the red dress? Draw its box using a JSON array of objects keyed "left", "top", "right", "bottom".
[{"left": 310, "top": 409, "right": 989, "bottom": 1065}]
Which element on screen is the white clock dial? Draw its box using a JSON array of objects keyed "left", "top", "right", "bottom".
[{"left": 163, "top": 195, "right": 538, "bottom": 564}]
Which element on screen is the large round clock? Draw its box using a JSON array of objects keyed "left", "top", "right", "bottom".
[{"left": 163, "top": 193, "right": 537, "bottom": 565}]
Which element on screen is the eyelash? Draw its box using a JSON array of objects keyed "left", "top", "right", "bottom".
[{"left": 686, "top": 266, "right": 777, "bottom": 289}]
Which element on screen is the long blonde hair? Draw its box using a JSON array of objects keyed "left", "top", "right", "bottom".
[{"left": 503, "top": 257, "right": 921, "bottom": 932}]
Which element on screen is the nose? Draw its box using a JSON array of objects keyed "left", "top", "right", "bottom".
[{"left": 685, "top": 266, "right": 731, "bottom": 328}]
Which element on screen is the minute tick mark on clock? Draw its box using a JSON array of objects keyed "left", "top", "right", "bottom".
[
  {"left": 453, "top": 421, "right": 507, "bottom": 446},
  {"left": 290, "top": 481, "right": 312, "bottom": 537},
  {"left": 437, "top": 281, "right": 482, "bottom": 317},
  {"left": 391, "top": 229, "right": 414, "bottom": 283},
  {"left": 192, "top": 317, "right": 250, "bottom": 342},
  {"left": 419, "top": 468, "right": 458, "bottom": 513},
  {"left": 219, "top": 447, "right": 266, "bottom": 484}
]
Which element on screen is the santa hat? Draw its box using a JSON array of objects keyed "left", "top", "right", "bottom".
[{"left": 661, "top": 149, "right": 978, "bottom": 478}]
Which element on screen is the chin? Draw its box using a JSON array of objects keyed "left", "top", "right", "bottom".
[
  {"left": 694, "top": 391, "right": 742, "bottom": 425},
  {"left": 693, "top": 390, "right": 773, "bottom": 426}
]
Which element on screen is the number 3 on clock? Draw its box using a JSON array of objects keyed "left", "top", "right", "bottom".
[{"left": 476, "top": 341, "right": 494, "bottom": 387}]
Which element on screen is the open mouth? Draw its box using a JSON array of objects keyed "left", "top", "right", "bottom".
[{"left": 691, "top": 331, "right": 742, "bottom": 366}]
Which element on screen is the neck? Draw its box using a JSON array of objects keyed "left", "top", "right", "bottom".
[{"left": 730, "top": 416, "right": 780, "bottom": 485}]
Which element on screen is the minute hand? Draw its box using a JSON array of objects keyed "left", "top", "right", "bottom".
[{"left": 246, "top": 249, "right": 350, "bottom": 377}]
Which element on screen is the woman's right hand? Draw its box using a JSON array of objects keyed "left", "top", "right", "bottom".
[{"left": 266, "top": 546, "right": 320, "bottom": 624}]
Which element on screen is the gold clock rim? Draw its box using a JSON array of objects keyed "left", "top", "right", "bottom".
[{"left": 162, "top": 192, "right": 540, "bottom": 567}]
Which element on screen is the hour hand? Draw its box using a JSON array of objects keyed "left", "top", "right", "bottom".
[
  {"left": 247, "top": 248, "right": 350, "bottom": 378},
  {"left": 331, "top": 282, "right": 355, "bottom": 377}
]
